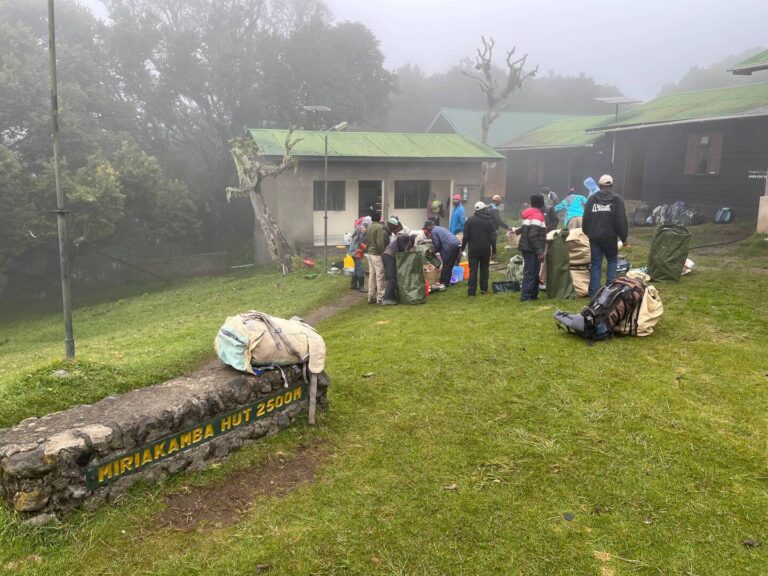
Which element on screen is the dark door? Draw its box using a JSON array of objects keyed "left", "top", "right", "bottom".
[
  {"left": 358, "top": 181, "right": 382, "bottom": 217},
  {"left": 624, "top": 139, "right": 646, "bottom": 200}
]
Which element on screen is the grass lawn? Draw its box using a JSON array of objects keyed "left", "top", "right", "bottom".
[{"left": 1, "top": 224, "right": 768, "bottom": 575}]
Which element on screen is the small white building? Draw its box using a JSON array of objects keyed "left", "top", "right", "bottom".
[{"left": 251, "top": 129, "right": 503, "bottom": 252}]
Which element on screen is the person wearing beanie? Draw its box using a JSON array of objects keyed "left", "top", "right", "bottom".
[
  {"left": 423, "top": 220, "right": 462, "bottom": 289},
  {"left": 488, "top": 194, "right": 510, "bottom": 262},
  {"left": 449, "top": 194, "right": 466, "bottom": 235},
  {"left": 461, "top": 201, "right": 496, "bottom": 296},
  {"left": 518, "top": 194, "right": 547, "bottom": 301},
  {"left": 582, "top": 174, "right": 628, "bottom": 298},
  {"left": 365, "top": 212, "right": 389, "bottom": 304}
]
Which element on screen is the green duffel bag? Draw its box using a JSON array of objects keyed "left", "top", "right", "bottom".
[
  {"left": 396, "top": 251, "right": 426, "bottom": 305},
  {"left": 647, "top": 224, "right": 691, "bottom": 282},
  {"left": 546, "top": 230, "right": 574, "bottom": 299}
]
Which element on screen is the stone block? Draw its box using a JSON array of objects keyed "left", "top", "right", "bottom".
[{"left": 0, "top": 366, "right": 329, "bottom": 519}]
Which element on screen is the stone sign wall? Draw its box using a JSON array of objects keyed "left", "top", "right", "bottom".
[{"left": 0, "top": 366, "right": 329, "bottom": 524}]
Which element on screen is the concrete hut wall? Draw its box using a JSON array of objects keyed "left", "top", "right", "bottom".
[
  {"left": 612, "top": 117, "right": 768, "bottom": 218},
  {"left": 258, "top": 160, "right": 485, "bottom": 256}
]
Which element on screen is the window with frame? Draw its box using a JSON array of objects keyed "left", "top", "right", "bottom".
[
  {"left": 684, "top": 132, "right": 723, "bottom": 175},
  {"left": 313, "top": 181, "right": 346, "bottom": 211},
  {"left": 394, "top": 180, "right": 431, "bottom": 209}
]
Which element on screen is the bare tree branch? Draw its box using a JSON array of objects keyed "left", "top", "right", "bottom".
[{"left": 227, "top": 127, "right": 303, "bottom": 274}]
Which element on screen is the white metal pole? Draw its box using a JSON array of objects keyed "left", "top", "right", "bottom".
[{"left": 324, "top": 131, "right": 329, "bottom": 274}]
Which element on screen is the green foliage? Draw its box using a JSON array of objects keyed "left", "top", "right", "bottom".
[
  {"left": 0, "top": 145, "right": 34, "bottom": 271},
  {"left": 111, "top": 141, "right": 199, "bottom": 243}
]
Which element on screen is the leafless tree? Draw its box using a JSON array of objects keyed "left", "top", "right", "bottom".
[
  {"left": 226, "top": 130, "right": 302, "bottom": 275},
  {"left": 462, "top": 36, "right": 538, "bottom": 145}
]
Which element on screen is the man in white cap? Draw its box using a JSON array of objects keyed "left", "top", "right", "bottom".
[
  {"left": 461, "top": 201, "right": 496, "bottom": 296},
  {"left": 582, "top": 174, "right": 628, "bottom": 299}
]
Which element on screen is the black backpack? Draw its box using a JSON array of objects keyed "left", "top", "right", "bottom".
[{"left": 555, "top": 278, "right": 646, "bottom": 341}]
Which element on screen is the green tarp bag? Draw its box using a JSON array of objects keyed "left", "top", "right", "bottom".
[
  {"left": 546, "top": 230, "right": 574, "bottom": 299},
  {"left": 647, "top": 224, "right": 691, "bottom": 282},
  {"left": 396, "top": 252, "right": 426, "bottom": 305}
]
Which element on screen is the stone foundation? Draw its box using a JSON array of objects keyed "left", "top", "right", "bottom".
[{"left": 0, "top": 366, "right": 329, "bottom": 523}]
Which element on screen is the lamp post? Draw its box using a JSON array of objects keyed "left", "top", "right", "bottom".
[
  {"left": 48, "top": 0, "right": 75, "bottom": 358},
  {"left": 323, "top": 121, "right": 349, "bottom": 273}
]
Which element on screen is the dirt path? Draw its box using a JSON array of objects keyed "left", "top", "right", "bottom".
[
  {"left": 155, "top": 288, "right": 362, "bottom": 530},
  {"left": 156, "top": 442, "right": 328, "bottom": 531}
]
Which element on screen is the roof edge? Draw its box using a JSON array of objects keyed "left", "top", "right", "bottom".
[{"left": 586, "top": 111, "right": 768, "bottom": 133}]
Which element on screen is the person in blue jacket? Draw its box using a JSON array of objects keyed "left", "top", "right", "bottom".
[
  {"left": 449, "top": 194, "right": 466, "bottom": 235},
  {"left": 555, "top": 188, "right": 588, "bottom": 229},
  {"left": 423, "top": 220, "right": 462, "bottom": 289}
]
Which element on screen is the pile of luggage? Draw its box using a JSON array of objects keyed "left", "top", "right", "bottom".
[
  {"left": 554, "top": 277, "right": 663, "bottom": 341},
  {"left": 633, "top": 201, "right": 706, "bottom": 227}
]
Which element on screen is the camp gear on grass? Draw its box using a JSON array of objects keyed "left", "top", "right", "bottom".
[
  {"left": 570, "top": 266, "right": 590, "bottom": 297},
  {"left": 616, "top": 256, "right": 631, "bottom": 275},
  {"left": 633, "top": 203, "right": 651, "bottom": 226},
  {"left": 715, "top": 207, "right": 733, "bottom": 224},
  {"left": 506, "top": 255, "right": 525, "bottom": 283},
  {"left": 492, "top": 280, "right": 520, "bottom": 293},
  {"left": 395, "top": 252, "right": 426, "bottom": 305},
  {"left": 565, "top": 228, "right": 590, "bottom": 265},
  {"left": 647, "top": 225, "right": 691, "bottom": 282},
  {"left": 554, "top": 277, "right": 651, "bottom": 341},
  {"left": 451, "top": 265, "right": 464, "bottom": 284},
  {"left": 682, "top": 258, "right": 695, "bottom": 275},
  {"left": 546, "top": 230, "right": 574, "bottom": 299},
  {"left": 635, "top": 285, "right": 664, "bottom": 337}
]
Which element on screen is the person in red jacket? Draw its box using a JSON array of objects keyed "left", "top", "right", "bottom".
[{"left": 518, "top": 194, "right": 547, "bottom": 301}]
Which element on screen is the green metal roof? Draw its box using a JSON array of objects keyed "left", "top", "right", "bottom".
[
  {"left": 728, "top": 49, "right": 768, "bottom": 75},
  {"left": 426, "top": 108, "right": 577, "bottom": 148},
  {"left": 248, "top": 129, "right": 503, "bottom": 160},
  {"left": 500, "top": 115, "right": 612, "bottom": 149},
  {"left": 588, "top": 83, "right": 768, "bottom": 132}
]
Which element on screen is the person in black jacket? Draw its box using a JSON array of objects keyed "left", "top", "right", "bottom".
[
  {"left": 518, "top": 194, "right": 547, "bottom": 301},
  {"left": 582, "top": 174, "right": 629, "bottom": 299},
  {"left": 461, "top": 201, "right": 496, "bottom": 296}
]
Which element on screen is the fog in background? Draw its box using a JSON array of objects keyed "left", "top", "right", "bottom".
[{"left": 83, "top": 0, "right": 767, "bottom": 98}]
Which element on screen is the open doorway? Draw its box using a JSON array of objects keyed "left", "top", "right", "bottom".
[{"left": 358, "top": 181, "right": 382, "bottom": 217}]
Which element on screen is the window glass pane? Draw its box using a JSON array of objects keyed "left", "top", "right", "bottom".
[
  {"left": 313, "top": 181, "right": 346, "bottom": 211},
  {"left": 394, "top": 181, "right": 431, "bottom": 209}
]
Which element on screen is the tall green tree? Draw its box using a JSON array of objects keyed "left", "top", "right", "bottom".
[{"left": 106, "top": 0, "right": 394, "bottom": 245}]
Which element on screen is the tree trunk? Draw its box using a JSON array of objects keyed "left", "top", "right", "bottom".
[{"left": 249, "top": 182, "right": 294, "bottom": 274}]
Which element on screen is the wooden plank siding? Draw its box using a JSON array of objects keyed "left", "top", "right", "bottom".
[
  {"left": 613, "top": 117, "right": 768, "bottom": 218},
  {"left": 503, "top": 138, "right": 613, "bottom": 211}
]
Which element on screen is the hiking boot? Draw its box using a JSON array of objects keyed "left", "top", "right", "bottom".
[
  {"left": 368, "top": 299, "right": 377, "bottom": 305},
  {"left": 380, "top": 299, "right": 398, "bottom": 306},
  {"left": 358, "top": 285, "right": 367, "bottom": 293}
]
